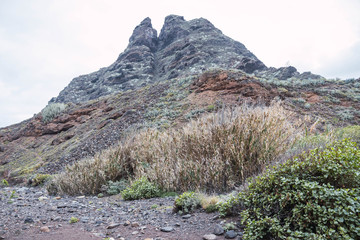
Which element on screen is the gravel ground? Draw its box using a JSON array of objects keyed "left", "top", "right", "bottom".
[{"left": 0, "top": 187, "right": 243, "bottom": 240}]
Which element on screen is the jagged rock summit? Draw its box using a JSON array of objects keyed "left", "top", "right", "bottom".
[{"left": 52, "top": 15, "right": 266, "bottom": 103}]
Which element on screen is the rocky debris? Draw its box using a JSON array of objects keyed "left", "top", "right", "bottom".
[
  {"left": 106, "top": 223, "right": 120, "bottom": 229},
  {"left": 160, "top": 226, "right": 174, "bottom": 232},
  {"left": 24, "top": 217, "right": 34, "bottom": 224},
  {"left": 0, "top": 187, "right": 231, "bottom": 239},
  {"left": 204, "top": 233, "right": 217, "bottom": 240},
  {"left": 40, "top": 226, "right": 50, "bottom": 232},
  {"left": 224, "top": 230, "right": 238, "bottom": 239},
  {"left": 214, "top": 224, "right": 225, "bottom": 235},
  {"left": 256, "top": 66, "right": 324, "bottom": 81}
]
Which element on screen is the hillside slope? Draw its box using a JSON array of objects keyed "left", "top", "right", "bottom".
[{"left": 0, "top": 15, "right": 359, "bottom": 183}]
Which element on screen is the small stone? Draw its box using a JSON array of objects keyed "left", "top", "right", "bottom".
[
  {"left": 93, "top": 232, "right": 106, "bottom": 238},
  {"left": 38, "top": 196, "right": 48, "bottom": 201},
  {"left": 24, "top": 217, "right": 34, "bottom": 224},
  {"left": 132, "top": 231, "right": 139, "bottom": 235},
  {"left": 213, "top": 224, "right": 224, "bottom": 235},
  {"left": 131, "top": 222, "right": 140, "bottom": 227},
  {"left": 80, "top": 217, "right": 89, "bottom": 223},
  {"left": 160, "top": 226, "right": 174, "bottom": 232},
  {"left": 144, "top": 238, "right": 153, "bottom": 240},
  {"left": 182, "top": 214, "right": 191, "bottom": 219},
  {"left": 76, "top": 195, "right": 85, "bottom": 199},
  {"left": 40, "top": 226, "right": 50, "bottom": 233},
  {"left": 225, "top": 230, "right": 237, "bottom": 239},
  {"left": 124, "top": 221, "right": 130, "bottom": 226},
  {"left": 106, "top": 223, "right": 120, "bottom": 229},
  {"left": 203, "top": 234, "right": 217, "bottom": 240},
  {"left": 55, "top": 196, "right": 61, "bottom": 200},
  {"left": 52, "top": 216, "right": 61, "bottom": 222}
]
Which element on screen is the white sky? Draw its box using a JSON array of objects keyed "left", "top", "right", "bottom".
[{"left": 0, "top": 0, "right": 359, "bottom": 127}]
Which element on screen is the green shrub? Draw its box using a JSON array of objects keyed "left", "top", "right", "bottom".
[
  {"left": 335, "top": 125, "right": 360, "bottom": 144},
  {"left": 106, "top": 180, "right": 128, "bottom": 195},
  {"left": 69, "top": 217, "right": 79, "bottom": 224},
  {"left": 241, "top": 139, "right": 360, "bottom": 240},
  {"left": 217, "top": 193, "right": 244, "bottom": 217},
  {"left": 174, "top": 191, "right": 201, "bottom": 214},
  {"left": 121, "top": 177, "right": 161, "bottom": 200},
  {"left": 1, "top": 179, "right": 9, "bottom": 187},
  {"left": 30, "top": 174, "right": 52, "bottom": 186},
  {"left": 41, "top": 103, "right": 67, "bottom": 123}
]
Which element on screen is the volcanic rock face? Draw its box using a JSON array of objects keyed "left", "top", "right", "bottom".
[{"left": 51, "top": 15, "right": 266, "bottom": 103}]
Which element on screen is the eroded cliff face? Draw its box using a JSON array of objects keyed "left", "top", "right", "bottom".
[{"left": 51, "top": 15, "right": 266, "bottom": 103}]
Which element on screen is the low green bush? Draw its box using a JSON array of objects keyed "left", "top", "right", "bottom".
[
  {"left": 335, "top": 125, "right": 360, "bottom": 144},
  {"left": 217, "top": 193, "right": 244, "bottom": 217},
  {"left": 29, "top": 174, "right": 52, "bottom": 186},
  {"left": 106, "top": 180, "right": 128, "bottom": 195},
  {"left": 174, "top": 191, "right": 201, "bottom": 214},
  {"left": 1, "top": 179, "right": 9, "bottom": 187},
  {"left": 241, "top": 139, "right": 360, "bottom": 239},
  {"left": 121, "top": 177, "right": 161, "bottom": 200}
]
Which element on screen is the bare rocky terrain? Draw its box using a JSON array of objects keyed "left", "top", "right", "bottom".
[{"left": 0, "top": 186, "right": 240, "bottom": 240}]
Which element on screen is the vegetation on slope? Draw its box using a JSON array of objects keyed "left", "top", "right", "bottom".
[
  {"left": 218, "top": 139, "right": 360, "bottom": 239},
  {"left": 50, "top": 102, "right": 299, "bottom": 195}
]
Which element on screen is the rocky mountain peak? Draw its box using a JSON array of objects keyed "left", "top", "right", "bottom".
[
  {"left": 51, "top": 15, "right": 268, "bottom": 103},
  {"left": 127, "top": 17, "right": 158, "bottom": 52}
]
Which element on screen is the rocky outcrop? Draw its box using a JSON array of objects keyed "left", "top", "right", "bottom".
[
  {"left": 51, "top": 15, "right": 266, "bottom": 103},
  {"left": 256, "top": 66, "right": 323, "bottom": 80}
]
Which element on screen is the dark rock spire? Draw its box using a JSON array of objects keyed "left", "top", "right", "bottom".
[{"left": 128, "top": 17, "right": 158, "bottom": 52}]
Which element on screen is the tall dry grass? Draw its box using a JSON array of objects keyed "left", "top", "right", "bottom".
[{"left": 52, "top": 102, "right": 300, "bottom": 195}]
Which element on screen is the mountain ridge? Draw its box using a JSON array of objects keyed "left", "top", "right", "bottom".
[{"left": 51, "top": 15, "right": 267, "bottom": 103}]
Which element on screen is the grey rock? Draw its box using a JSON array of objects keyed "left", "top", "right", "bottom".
[
  {"left": 106, "top": 223, "right": 120, "bottom": 229},
  {"left": 24, "top": 217, "right": 34, "bottom": 224},
  {"left": 182, "top": 214, "right": 192, "bottom": 219},
  {"left": 213, "top": 224, "right": 224, "bottom": 235},
  {"left": 203, "top": 233, "right": 217, "bottom": 240},
  {"left": 80, "top": 217, "right": 89, "bottom": 223},
  {"left": 225, "top": 230, "right": 237, "bottom": 239},
  {"left": 160, "top": 226, "right": 174, "bottom": 232}
]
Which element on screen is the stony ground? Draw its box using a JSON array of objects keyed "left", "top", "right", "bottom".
[{"left": 0, "top": 187, "right": 243, "bottom": 240}]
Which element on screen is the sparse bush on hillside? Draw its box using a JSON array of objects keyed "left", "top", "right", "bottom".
[
  {"left": 237, "top": 139, "right": 360, "bottom": 239},
  {"left": 51, "top": 102, "right": 299, "bottom": 195},
  {"left": 41, "top": 103, "right": 67, "bottom": 123}
]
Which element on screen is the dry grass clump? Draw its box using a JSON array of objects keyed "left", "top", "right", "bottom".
[
  {"left": 52, "top": 102, "right": 299, "bottom": 195},
  {"left": 52, "top": 145, "right": 135, "bottom": 195}
]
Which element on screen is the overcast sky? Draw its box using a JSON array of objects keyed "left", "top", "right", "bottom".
[{"left": 0, "top": 0, "right": 359, "bottom": 127}]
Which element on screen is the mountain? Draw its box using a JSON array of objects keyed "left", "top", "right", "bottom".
[
  {"left": 51, "top": 15, "right": 266, "bottom": 103},
  {"left": 1, "top": 15, "right": 359, "bottom": 184}
]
